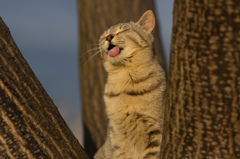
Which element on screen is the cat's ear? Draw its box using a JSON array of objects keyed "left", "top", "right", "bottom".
[{"left": 137, "top": 10, "right": 155, "bottom": 34}]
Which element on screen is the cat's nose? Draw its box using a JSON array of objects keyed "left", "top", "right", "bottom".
[{"left": 106, "top": 35, "right": 114, "bottom": 42}]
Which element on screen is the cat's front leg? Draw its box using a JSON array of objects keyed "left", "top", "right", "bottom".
[
  {"left": 94, "top": 137, "right": 114, "bottom": 159},
  {"left": 109, "top": 127, "right": 132, "bottom": 159}
]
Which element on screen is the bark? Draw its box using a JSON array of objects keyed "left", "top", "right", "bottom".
[
  {"left": 161, "top": 0, "right": 240, "bottom": 158},
  {"left": 0, "top": 17, "right": 89, "bottom": 159},
  {"left": 78, "top": 0, "right": 165, "bottom": 157}
]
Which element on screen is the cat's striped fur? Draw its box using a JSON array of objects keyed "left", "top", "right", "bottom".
[{"left": 94, "top": 10, "right": 166, "bottom": 159}]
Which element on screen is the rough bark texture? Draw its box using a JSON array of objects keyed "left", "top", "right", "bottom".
[
  {"left": 161, "top": 0, "right": 240, "bottom": 158},
  {"left": 0, "top": 18, "right": 89, "bottom": 159},
  {"left": 78, "top": 0, "right": 165, "bottom": 157}
]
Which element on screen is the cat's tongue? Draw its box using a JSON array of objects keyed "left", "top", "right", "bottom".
[{"left": 108, "top": 46, "right": 120, "bottom": 57}]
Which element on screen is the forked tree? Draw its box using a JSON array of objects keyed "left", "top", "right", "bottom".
[
  {"left": 79, "top": 0, "right": 240, "bottom": 158},
  {"left": 0, "top": 0, "right": 239, "bottom": 158}
]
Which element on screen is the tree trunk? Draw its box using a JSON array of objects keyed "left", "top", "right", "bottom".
[
  {"left": 161, "top": 0, "right": 240, "bottom": 158},
  {"left": 78, "top": 0, "right": 165, "bottom": 157},
  {"left": 0, "top": 18, "right": 89, "bottom": 159}
]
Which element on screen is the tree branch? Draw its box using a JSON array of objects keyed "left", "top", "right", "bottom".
[
  {"left": 0, "top": 17, "right": 89, "bottom": 159},
  {"left": 161, "top": 1, "right": 240, "bottom": 158}
]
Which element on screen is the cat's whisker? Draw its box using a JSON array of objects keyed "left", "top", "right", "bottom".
[
  {"left": 87, "top": 44, "right": 100, "bottom": 47},
  {"left": 123, "top": 16, "right": 129, "bottom": 23},
  {"left": 83, "top": 51, "right": 101, "bottom": 67},
  {"left": 80, "top": 47, "right": 100, "bottom": 59}
]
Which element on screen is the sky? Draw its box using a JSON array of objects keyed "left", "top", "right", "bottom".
[{"left": 0, "top": 0, "right": 174, "bottom": 146}]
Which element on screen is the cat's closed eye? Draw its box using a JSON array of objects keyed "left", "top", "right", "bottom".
[
  {"left": 106, "top": 29, "right": 130, "bottom": 39},
  {"left": 117, "top": 28, "right": 130, "bottom": 34}
]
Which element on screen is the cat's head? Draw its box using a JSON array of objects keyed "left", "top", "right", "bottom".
[{"left": 99, "top": 10, "right": 155, "bottom": 70}]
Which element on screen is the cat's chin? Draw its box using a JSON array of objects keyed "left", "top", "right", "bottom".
[{"left": 106, "top": 52, "right": 126, "bottom": 66}]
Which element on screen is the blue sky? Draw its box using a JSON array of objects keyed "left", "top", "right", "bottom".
[{"left": 0, "top": 0, "right": 173, "bottom": 146}]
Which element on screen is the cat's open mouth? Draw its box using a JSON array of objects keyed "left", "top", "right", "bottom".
[{"left": 108, "top": 44, "right": 123, "bottom": 57}]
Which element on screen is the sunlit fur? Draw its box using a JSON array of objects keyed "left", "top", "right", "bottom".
[{"left": 95, "top": 10, "right": 166, "bottom": 159}]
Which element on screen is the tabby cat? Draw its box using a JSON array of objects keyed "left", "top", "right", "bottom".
[{"left": 94, "top": 10, "right": 166, "bottom": 159}]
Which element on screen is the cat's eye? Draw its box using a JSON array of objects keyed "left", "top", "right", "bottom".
[{"left": 119, "top": 29, "right": 130, "bottom": 34}]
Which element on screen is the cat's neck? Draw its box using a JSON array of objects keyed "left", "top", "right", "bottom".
[{"left": 105, "top": 49, "right": 160, "bottom": 92}]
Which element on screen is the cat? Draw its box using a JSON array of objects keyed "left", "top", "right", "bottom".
[{"left": 94, "top": 10, "right": 166, "bottom": 159}]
